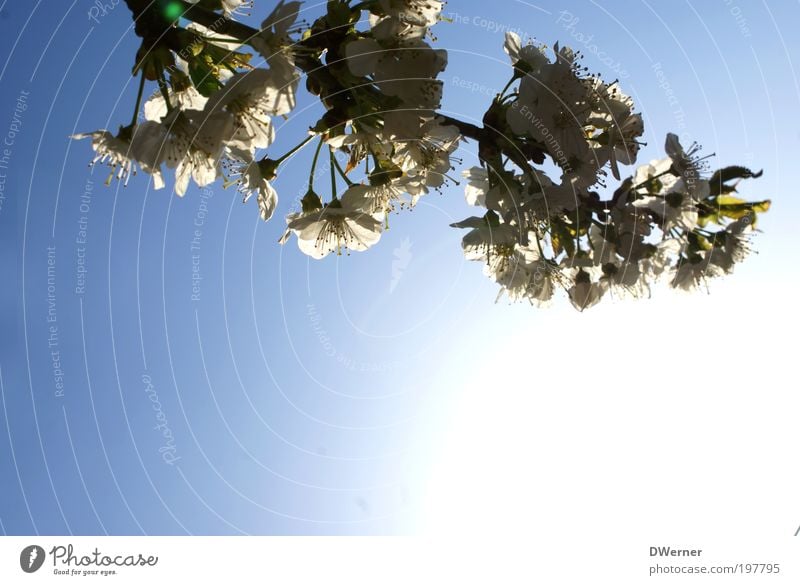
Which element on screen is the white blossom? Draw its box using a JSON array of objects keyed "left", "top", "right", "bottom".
[
  {"left": 665, "top": 133, "right": 710, "bottom": 199},
  {"left": 377, "top": 0, "right": 443, "bottom": 28},
  {"left": 633, "top": 192, "right": 699, "bottom": 233},
  {"left": 640, "top": 238, "right": 682, "bottom": 281},
  {"left": 227, "top": 151, "right": 279, "bottom": 221},
  {"left": 204, "top": 69, "right": 298, "bottom": 151},
  {"left": 140, "top": 109, "right": 234, "bottom": 196},
  {"left": 187, "top": 0, "right": 252, "bottom": 18},
  {"left": 346, "top": 180, "right": 408, "bottom": 214},
  {"left": 144, "top": 85, "right": 207, "bottom": 122},
  {"left": 524, "top": 178, "right": 581, "bottom": 215},
  {"left": 706, "top": 216, "right": 754, "bottom": 273},
  {"left": 71, "top": 124, "right": 165, "bottom": 189},
  {"left": 594, "top": 112, "right": 644, "bottom": 180},
  {"left": 462, "top": 166, "right": 489, "bottom": 206},
  {"left": 450, "top": 214, "right": 519, "bottom": 262},
  {"left": 671, "top": 256, "right": 722, "bottom": 291},
  {"left": 221, "top": 0, "right": 253, "bottom": 18},
  {"left": 568, "top": 269, "right": 607, "bottom": 311},
  {"left": 633, "top": 157, "right": 677, "bottom": 195},
  {"left": 282, "top": 189, "right": 384, "bottom": 259},
  {"left": 503, "top": 32, "right": 547, "bottom": 71},
  {"left": 495, "top": 244, "right": 556, "bottom": 305},
  {"left": 251, "top": 0, "right": 302, "bottom": 75},
  {"left": 186, "top": 22, "right": 244, "bottom": 57},
  {"left": 393, "top": 118, "right": 459, "bottom": 197},
  {"left": 345, "top": 39, "right": 446, "bottom": 109}
]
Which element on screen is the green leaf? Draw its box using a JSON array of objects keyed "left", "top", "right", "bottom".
[
  {"left": 709, "top": 166, "right": 763, "bottom": 196},
  {"left": 188, "top": 60, "right": 221, "bottom": 97},
  {"left": 697, "top": 196, "right": 772, "bottom": 227}
]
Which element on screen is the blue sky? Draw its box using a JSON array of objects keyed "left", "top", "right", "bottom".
[{"left": 0, "top": 0, "right": 798, "bottom": 536}]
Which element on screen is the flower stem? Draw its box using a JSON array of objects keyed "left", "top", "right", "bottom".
[
  {"left": 331, "top": 151, "right": 354, "bottom": 186},
  {"left": 497, "top": 77, "right": 516, "bottom": 100},
  {"left": 276, "top": 134, "right": 314, "bottom": 164},
  {"left": 499, "top": 92, "right": 518, "bottom": 104},
  {"left": 308, "top": 137, "right": 324, "bottom": 191},
  {"left": 437, "top": 115, "right": 484, "bottom": 141},
  {"left": 329, "top": 147, "right": 338, "bottom": 200},
  {"left": 130, "top": 72, "right": 146, "bottom": 127},
  {"left": 157, "top": 72, "right": 172, "bottom": 112}
]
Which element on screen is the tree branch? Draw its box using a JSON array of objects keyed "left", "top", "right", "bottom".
[{"left": 437, "top": 115, "right": 485, "bottom": 142}]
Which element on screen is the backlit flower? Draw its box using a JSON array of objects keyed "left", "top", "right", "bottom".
[{"left": 282, "top": 189, "right": 385, "bottom": 259}]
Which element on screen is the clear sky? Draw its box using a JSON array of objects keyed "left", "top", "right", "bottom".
[{"left": 0, "top": 0, "right": 798, "bottom": 537}]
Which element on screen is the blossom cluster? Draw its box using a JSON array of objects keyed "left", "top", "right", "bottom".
[
  {"left": 74, "top": 5, "right": 301, "bottom": 220},
  {"left": 277, "top": 0, "right": 460, "bottom": 257},
  {"left": 74, "top": 1, "right": 769, "bottom": 310},
  {"left": 451, "top": 33, "right": 770, "bottom": 310},
  {"left": 76, "top": 0, "right": 458, "bottom": 259}
]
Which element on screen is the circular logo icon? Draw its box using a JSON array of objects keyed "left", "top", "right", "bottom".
[{"left": 20, "top": 545, "right": 46, "bottom": 573}]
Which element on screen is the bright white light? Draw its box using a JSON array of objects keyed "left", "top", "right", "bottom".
[{"left": 420, "top": 282, "right": 799, "bottom": 549}]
